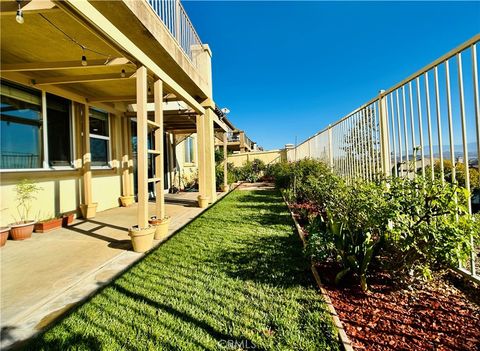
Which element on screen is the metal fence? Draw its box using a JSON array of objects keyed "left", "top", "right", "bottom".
[
  {"left": 147, "top": 0, "right": 203, "bottom": 67},
  {"left": 287, "top": 34, "right": 480, "bottom": 281}
]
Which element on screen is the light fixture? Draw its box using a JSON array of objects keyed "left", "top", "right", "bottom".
[
  {"left": 148, "top": 86, "right": 152, "bottom": 95},
  {"left": 120, "top": 69, "right": 126, "bottom": 78},
  {"left": 16, "top": 1, "right": 24, "bottom": 24},
  {"left": 81, "top": 48, "right": 87, "bottom": 66}
]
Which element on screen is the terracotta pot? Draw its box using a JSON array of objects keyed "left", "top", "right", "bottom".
[
  {"left": 34, "top": 218, "right": 63, "bottom": 233},
  {"left": 62, "top": 213, "right": 75, "bottom": 227},
  {"left": 120, "top": 195, "right": 135, "bottom": 207},
  {"left": 149, "top": 216, "right": 171, "bottom": 240},
  {"left": 128, "top": 226, "right": 155, "bottom": 253},
  {"left": 197, "top": 195, "right": 210, "bottom": 208},
  {"left": 0, "top": 227, "right": 10, "bottom": 247},
  {"left": 10, "top": 221, "right": 36, "bottom": 240},
  {"left": 220, "top": 184, "right": 230, "bottom": 192},
  {"left": 80, "top": 203, "right": 98, "bottom": 219}
]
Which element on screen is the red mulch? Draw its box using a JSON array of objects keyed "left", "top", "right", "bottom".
[
  {"left": 287, "top": 200, "right": 480, "bottom": 350},
  {"left": 317, "top": 264, "right": 480, "bottom": 350}
]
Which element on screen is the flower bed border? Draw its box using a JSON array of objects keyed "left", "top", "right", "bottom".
[{"left": 283, "top": 195, "right": 354, "bottom": 351}]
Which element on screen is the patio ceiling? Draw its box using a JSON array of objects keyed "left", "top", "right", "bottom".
[{"left": 0, "top": 2, "right": 181, "bottom": 107}]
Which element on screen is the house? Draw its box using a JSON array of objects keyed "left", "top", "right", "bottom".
[{"left": 0, "top": 0, "right": 231, "bottom": 229}]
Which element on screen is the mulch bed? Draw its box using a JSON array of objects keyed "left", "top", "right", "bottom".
[
  {"left": 286, "top": 201, "right": 480, "bottom": 351},
  {"left": 318, "top": 265, "right": 480, "bottom": 350}
]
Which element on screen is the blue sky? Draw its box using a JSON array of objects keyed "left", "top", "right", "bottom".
[{"left": 184, "top": 1, "right": 480, "bottom": 150}]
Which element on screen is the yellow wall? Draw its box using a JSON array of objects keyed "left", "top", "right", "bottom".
[
  {"left": 174, "top": 134, "right": 199, "bottom": 189},
  {"left": 227, "top": 150, "right": 286, "bottom": 168},
  {"left": 0, "top": 174, "right": 80, "bottom": 226}
]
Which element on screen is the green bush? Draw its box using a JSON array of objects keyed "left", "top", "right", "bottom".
[
  {"left": 382, "top": 176, "right": 478, "bottom": 282},
  {"left": 272, "top": 158, "right": 478, "bottom": 290},
  {"left": 232, "top": 159, "right": 266, "bottom": 183}
]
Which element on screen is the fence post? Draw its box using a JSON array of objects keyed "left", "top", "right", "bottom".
[
  {"left": 378, "top": 90, "right": 391, "bottom": 176},
  {"left": 328, "top": 125, "right": 334, "bottom": 169}
]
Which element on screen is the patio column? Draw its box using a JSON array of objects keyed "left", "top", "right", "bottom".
[
  {"left": 80, "top": 103, "right": 97, "bottom": 218},
  {"left": 136, "top": 66, "right": 149, "bottom": 229},
  {"left": 121, "top": 116, "right": 133, "bottom": 199},
  {"left": 154, "top": 79, "right": 165, "bottom": 219},
  {"left": 223, "top": 132, "right": 228, "bottom": 191},
  {"left": 196, "top": 114, "right": 208, "bottom": 205},
  {"left": 203, "top": 103, "right": 217, "bottom": 203}
]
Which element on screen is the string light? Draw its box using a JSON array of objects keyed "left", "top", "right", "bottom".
[
  {"left": 148, "top": 86, "right": 152, "bottom": 95},
  {"left": 121, "top": 69, "right": 126, "bottom": 78},
  {"left": 16, "top": 1, "right": 24, "bottom": 24},
  {"left": 81, "top": 48, "right": 87, "bottom": 66}
]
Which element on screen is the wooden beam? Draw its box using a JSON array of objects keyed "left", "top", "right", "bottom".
[
  {"left": 88, "top": 95, "right": 138, "bottom": 103},
  {"left": 154, "top": 79, "right": 165, "bottom": 219},
  {"left": 34, "top": 73, "right": 134, "bottom": 86},
  {"left": 0, "top": 58, "right": 130, "bottom": 72},
  {"left": 223, "top": 132, "right": 228, "bottom": 189},
  {"left": 136, "top": 66, "right": 149, "bottom": 229}
]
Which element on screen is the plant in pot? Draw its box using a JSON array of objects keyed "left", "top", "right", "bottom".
[
  {"left": 128, "top": 225, "right": 156, "bottom": 253},
  {"left": 10, "top": 179, "right": 42, "bottom": 240},
  {"left": 0, "top": 208, "right": 10, "bottom": 247},
  {"left": 61, "top": 211, "right": 75, "bottom": 227},
  {"left": 34, "top": 213, "right": 63, "bottom": 233},
  {"left": 148, "top": 215, "right": 171, "bottom": 241}
]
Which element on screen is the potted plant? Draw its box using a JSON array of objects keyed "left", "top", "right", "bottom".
[
  {"left": 0, "top": 226, "right": 10, "bottom": 247},
  {"left": 9, "top": 179, "right": 42, "bottom": 240},
  {"left": 34, "top": 215, "right": 63, "bottom": 233},
  {"left": 61, "top": 211, "right": 75, "bottom": 227},
  {"left": 197, "top": 195, "right": 210, "bottom": 208},
  {"left": 128, "top": 225, "right": 156, "bottom": 253},
  {"left": 120, "top": 195, "right": 135, "bottom": 207},
  {"left": 148, "top": 216, "right": 171, "bottom": 240}
]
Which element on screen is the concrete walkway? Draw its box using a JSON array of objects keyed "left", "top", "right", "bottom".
[{"left": 0, "top": 190, "right": 226, "bottom": 349}]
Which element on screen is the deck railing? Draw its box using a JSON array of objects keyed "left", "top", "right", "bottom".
[
  {"left": 147, "top": 0, "right": 203, "bottom": 67},
  {"left": 287, "top": 34, "right": 480, "bottom": 281}
]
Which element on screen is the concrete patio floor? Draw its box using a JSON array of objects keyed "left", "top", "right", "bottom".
[{"left": 0, "top": 190, "right": 226, "bottom": 349}]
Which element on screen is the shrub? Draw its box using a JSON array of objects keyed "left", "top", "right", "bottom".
[
  {"left": 232, "top": 159, "right": 266, "bottom": 183},
  {"left": 382, "top": 176, "right": 478, "bottom": 282}
]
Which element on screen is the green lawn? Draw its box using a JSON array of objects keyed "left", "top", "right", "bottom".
[{"left": 27, "top": 190, "right": 340, "bottom": 351}]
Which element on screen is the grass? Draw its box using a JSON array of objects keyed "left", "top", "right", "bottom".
[{"left": 26, "top": 190, "right": 340, "bottom": 351}]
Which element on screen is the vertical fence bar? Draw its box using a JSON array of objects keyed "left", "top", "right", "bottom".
[
  {"left": 416, "top": 77, "right": 426, "bottom": 178},
  {"left": 425, "top": 72, "right": 435, "bottom": 180},
  {"left": 458, "top": 52, "right": 475, "bottom": 277},
  {"left": 396, "top": 90, "right": 404, "bottom": 176},
  {"left": 402, "top": 87, "right": 409, "bottom": 176},
  {"left": 389, "top": 94, "right": 398, "bottom": 176},
  {"left": 472, "top": 44, "right": 480, "bottom": 190},
  {"left": 434, "top": 66, "right": 445, "bottom": 182},
  {"left": 408, "top": 82, "right": 417, "bottom": 177}
]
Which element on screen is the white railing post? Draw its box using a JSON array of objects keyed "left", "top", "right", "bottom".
[
  {"left": 328, "top": 124, "right": 333, "bottom": 169},
  {"left": 378, "top": 90, "right": 391, "bottom": 177}
]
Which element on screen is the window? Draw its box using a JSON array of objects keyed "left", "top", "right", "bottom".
[
  {"left": 0, "top": 81, "right": 43, "bottom": 169},
  {"left": 47, "top": 93, "right": 72, "bottom": 167},
  {"left": 184, "top": 136, "right": 194, "bottom": 164},
  {"left": 89, "top": 108, "right": 110, "bottom": 167}
]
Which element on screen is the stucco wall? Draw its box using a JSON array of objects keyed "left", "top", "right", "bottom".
[{"left": 227, "top": 150, "right": 286, "bottom": 168}]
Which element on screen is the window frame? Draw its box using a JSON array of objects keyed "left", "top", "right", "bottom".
[
  {"left": 184, "top": 136, "right": 195, "bottom": 165},
  {"left": 89, "top": 108, "right": 112, "bottom": 170},
  {"left": 46, "top": 93, "right": 76, "bottom": 170},
  {"left": 0, "top": 81, "right": 76, "bottom": 173}
]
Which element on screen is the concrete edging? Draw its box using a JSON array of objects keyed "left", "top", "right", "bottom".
[{"left": 283, "top": 195, "right": 354, "bottom": 351}]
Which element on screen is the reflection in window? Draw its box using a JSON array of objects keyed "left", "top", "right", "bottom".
[
  {"left": 89, "top": 109, "right": 110, "bottom": 167},
  {"left": 47, "top": 93, "right": 72, "bottom": 167},
  {"left": 0, "top": 82, "right": 43, "bottom": 169}
]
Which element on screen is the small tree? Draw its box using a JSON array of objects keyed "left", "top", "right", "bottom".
[{"left": 14, "top": 179, "right": 42, "bottom": 223}]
